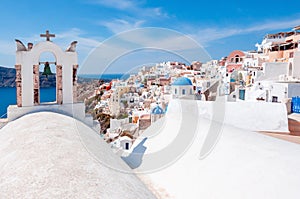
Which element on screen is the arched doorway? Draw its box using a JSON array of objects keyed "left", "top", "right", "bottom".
[{"left": 35, "top": 52, "right": 57, "bottom": 104}]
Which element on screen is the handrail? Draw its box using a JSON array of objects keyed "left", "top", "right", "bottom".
[{"left": 0, "top": 113, "right": 7, "bottom": 119}]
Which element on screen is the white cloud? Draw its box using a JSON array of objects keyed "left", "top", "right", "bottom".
[
  {"left": 0, "top": 40, "right": 15, "bottom": 67},
  {"left": 14, "top": 28, "right": 100, "bottom": 56},
  {"left": 89, "top": 0, "right": 136, "bottom": 10},
  {"left": 54, "top": 28, "right": 101, "bottom": 53},
  {"left": 90, "top": 0, "right": 169, "bottom": 34},
  {"left": 5, "top": 28, "right": 102, "bottom": 66},
  {"left": 0, "top": 40, "right": 15, "bottom": 56},
  {"left": 85, "top": 27, "right": 202, "bottom": 53},
  {"left": 189, "top": 17, "right": 300, "bottom": 47},
  {"left": 89, "top": 0, "right": 168, "bottom": 18},
  {"left": 99, "top": 19, "right": 145, "bottom": 34},
  {"left": 188, "top": 28, "right": 241, "bottom": 46},
  {"left": 244, "top": 18, "right": 300, "bottom": 32},
  {"left": 80, "top": 28, "right": 211, "bottom": 74}
]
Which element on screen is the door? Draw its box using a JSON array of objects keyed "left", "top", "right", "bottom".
[{"left": 125, "top": 142, "right": 130, "bottom": 150}]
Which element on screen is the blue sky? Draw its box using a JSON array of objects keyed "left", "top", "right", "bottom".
[{"left": 0, "top": 0, "right": 300, "bottom": 73}]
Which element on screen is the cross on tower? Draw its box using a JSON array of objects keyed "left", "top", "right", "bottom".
[{"left": 40, "top": 30, "right": 55, "bottom": 41}]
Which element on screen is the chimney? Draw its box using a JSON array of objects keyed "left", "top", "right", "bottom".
[{"left": 27, "top": 43, "right": 33, "bottom": 50}]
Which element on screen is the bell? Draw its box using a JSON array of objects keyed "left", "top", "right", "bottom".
[{"left": 42, "top": 61, "right": 53, "bottom": 78}]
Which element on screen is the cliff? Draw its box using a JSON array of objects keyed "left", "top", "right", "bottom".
[
  {"left": 0, "top": 66, "right": 56, "bottom": 87},
  {"left": 0, "top": 66, "right": 15, "bottom": 87}
]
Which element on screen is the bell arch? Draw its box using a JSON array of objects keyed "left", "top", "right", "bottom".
[
  {"left": 32, "top": 52, "right": 57, "bottom": 105},
  {"left": 15, "top": 33, "right": 78, "bottom": 107}
]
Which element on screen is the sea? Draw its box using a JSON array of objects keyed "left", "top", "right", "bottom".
[
  {"left": 0, "top": 87, "right": 56, "bottom": 118},
  {"left": 0, "top": 74, "right": 128, "bottom": 118}
]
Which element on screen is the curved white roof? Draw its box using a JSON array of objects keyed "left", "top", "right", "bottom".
[
  {"left": 125, "top": 100, "right": 300, "bottom": 199},
  {"left": 0, "top": 112, "right": 155, "bottom": 198}
]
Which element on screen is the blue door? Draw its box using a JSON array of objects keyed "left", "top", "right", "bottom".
[{"left": 239, "top": 89, "right": 245, "bottom": 100}]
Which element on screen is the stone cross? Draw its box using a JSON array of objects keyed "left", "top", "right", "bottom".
[{"left": 40, "top": 30, "right": 55, "bottom": 41}]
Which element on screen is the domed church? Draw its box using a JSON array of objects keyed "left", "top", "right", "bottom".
[{"left": 171, "top": 77, "right": 194, "bottom": 99}]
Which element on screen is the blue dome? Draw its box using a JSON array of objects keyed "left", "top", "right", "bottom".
[
  {"left": 172, "top": 77, "right": 193, "bottom": 86},
  {"left": 152, "top": 105, "right": 164, "bottom": 115}
]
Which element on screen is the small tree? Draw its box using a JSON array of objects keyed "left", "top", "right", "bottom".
[{"left": 117, "top": 113, "right": 129, "bottom": 119}]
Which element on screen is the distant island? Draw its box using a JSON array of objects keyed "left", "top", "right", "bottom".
[{"left": 0, "top": 66, "right": 56, "bottom": 87}]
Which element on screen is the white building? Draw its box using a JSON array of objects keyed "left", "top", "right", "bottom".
[
  {"left": 109, "top": 85, "right": 129, "bottom": 116},
  {"left": 119, "top": 136, "right": 133, "bottom": 150},
  {"left": 269, "top": 82, "right": 300, "bottom": 102},
  {"left": 255, "top": 32, "right": 286, "bottom": 54}
]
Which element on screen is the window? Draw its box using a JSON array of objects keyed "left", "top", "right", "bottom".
[
  {"left": 175, "top": 88, "right": 177, "bottom": 94},
  {"left": 182, "top": 89, "right": 186, "bottom": 95},
  {"left": 125, "top": 142, "right": 130, "bottom": 150},
  {"left": 235, "top": 55, "right": 240, "bottom": 63},
  {"left": 190, "top": 89, "right": 193, "bottom": 95},
  {"left": 272, "top": 96, "right": 278, "bottom": 103}
]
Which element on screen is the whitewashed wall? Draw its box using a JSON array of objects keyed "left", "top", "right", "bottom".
[{"left": 177, "top": 100, "right": 289, "bottom": 132}]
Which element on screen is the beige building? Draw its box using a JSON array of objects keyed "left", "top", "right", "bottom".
[{"left": 109, "top": 85, "right": 129, "bottom": 116}]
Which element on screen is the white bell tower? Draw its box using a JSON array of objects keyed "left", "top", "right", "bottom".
[
  {"left": 15, "top": 30, "right": 78, "bottom": 106},
  {"left": 7, "top": 30, "right": 90, "bottom": 125}
]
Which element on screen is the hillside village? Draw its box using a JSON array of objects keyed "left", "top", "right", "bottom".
[
  {"left": 86, "top": 25, "right": 300, "bottom": 152},
  {"left": 0, "top": 25, "right": 300, "bottom": 198}
]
